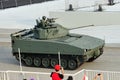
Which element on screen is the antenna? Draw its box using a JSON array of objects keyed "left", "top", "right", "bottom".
[
  {"left": 18, "top": 48, "right": 23, "bottom": 72},
  {"left": 58, "top": 51, "right": 61, "bottom": 66},
  {"left": 18, "top": 48, "right": 25, "bottom": 80}
]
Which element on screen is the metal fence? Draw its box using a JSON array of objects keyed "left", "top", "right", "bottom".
[
  {"left": 73, "top": 69, "right": 120, "bottom": 80},
  {"left": 0, "top": 0, "right": 53, "bottom": 9},
  {"left": 0, "top": 71, "right": 6, "bottom": 80},
  {"left": 86, "top": 70, "right": 120, "bottom": 80},
  {"left": 5, "top": 70, "right": 71, "bottom": 80},
  {"left": 0, "top": 69, "right": 120, "bottom": 80}
]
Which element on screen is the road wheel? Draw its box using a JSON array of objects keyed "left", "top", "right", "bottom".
[
  {"left": 15, "top": 54, "right": 25, "bottom": 61},
  {"left": 25, "top": 56, "right": 33, "bottom": 66},
  {"left": 51, "top": 58, "right": 58, "bottom": 68},
  {"left": 33, "top": 57, "right": 41, "bottom": 67},
  {"left": 68, "top": 59, "right": 77, "bottom": 70},
  {"left": 61, "top": 59, "right": 67, "bottom": 69},
  {"left": 15, "top": 54, "right": 19, "bottom": 61},
  {"left": 42, "top": 58, "right": 50, "bottom": 68}
]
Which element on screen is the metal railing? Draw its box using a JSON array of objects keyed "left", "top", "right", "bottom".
[
  {"left": 5, "top": 70, "right": 71, "bottom": 80},
  {"left": 0, "top": 69, "right": 120, "bottom": 80},
  {"left": 73, "top": 69, "right": 120, "bottom": 80},
  {"left": 85, "top": 70, "right": 120, "bottom": 80}
]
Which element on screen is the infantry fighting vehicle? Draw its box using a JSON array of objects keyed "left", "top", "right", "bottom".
[{"left": 11, "top": 16, "right": 104, "bottom": 70}]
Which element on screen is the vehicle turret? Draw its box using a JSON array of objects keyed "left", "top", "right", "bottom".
[{"left": 33, "top": 16, "right": 68, "bottom": 39}]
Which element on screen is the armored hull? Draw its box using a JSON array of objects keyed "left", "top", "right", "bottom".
[{"left": 11, "top": 17, "right": 104, "bottom": 70}]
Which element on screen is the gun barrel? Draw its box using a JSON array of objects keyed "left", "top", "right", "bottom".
[{"left": 68, "top": 24, "right": 94, "bottom": 30}]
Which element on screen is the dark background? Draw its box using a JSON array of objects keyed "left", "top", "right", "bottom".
[{"left": 0, "top": 0, "right": 53, "bottom": 9}]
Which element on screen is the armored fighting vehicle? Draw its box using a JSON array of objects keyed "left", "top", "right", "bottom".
[{"left": 11, "top": 16, "right": 104, "bottom": 70}]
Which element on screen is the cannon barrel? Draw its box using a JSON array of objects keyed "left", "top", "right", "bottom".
[{"left": 68, "top": 24, "right": 94, "bottom": 30}]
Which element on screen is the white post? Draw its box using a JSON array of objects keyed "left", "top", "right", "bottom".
[
  {"left": 58, "top": 52, "right": 62, "bottom": 73},
  {"left": 6, "top": 71, "right": 10, "bottom": 80},
  {"left": 58, "top": 51, "right": 61, "bottom": 66},
  {"left": 18, "top": 48, "right": 23, "bottom": 72}
]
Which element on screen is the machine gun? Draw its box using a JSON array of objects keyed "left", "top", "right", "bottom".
[
  {"left": 35, "top": 17, "right": 58, "bottom": 29},
  {"left": 47, "top": 18, "right": 58, "bottom": 23}
]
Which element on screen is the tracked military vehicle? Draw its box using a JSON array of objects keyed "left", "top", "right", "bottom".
[{"left": 11, "top": 16, "right": 104, "bottom": 70}]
